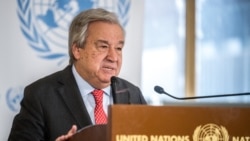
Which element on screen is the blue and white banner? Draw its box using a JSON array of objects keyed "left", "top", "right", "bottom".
[{"left": 0, "top": 0, "right": 144, "bottom": 140}]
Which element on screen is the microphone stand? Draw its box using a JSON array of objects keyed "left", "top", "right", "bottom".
[{"left": 154, "top": 85, "right": 250, "bottom": 100}]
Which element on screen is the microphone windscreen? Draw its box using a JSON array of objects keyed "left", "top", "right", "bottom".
[
  {"left": 111, "top": 76, "right": 117, "bottom": 83},
  {"left": 154, "top": 85, "right": 164, "bottom": 94}
]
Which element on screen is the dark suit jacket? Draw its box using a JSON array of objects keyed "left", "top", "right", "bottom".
[{"left": 8, "top": 65, "right": 147, "bottom": 141}]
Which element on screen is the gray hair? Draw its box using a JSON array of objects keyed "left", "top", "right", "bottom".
[{"left": 68, "top": 8, "right": 124, "bottom": 65}]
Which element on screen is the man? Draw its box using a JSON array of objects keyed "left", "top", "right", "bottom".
[{"left": 8, "top": 8, "right": 147, "bottom": 141}]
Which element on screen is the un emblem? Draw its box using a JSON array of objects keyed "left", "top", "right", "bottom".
[
  {"left": 193, "top": 123, "right": 229, "bottom": 141},
  {"left": 17, "top": 0, "right": 130, "bottom": 65},
  {"left": 6, "top": 87, "right": 23, "bottom": 112}
]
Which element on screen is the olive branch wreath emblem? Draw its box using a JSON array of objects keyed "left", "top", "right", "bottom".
[{"left": 17, "top": 0, "right": 130, "bottom": 65}]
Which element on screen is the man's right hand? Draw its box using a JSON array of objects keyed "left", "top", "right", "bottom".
[{"left": 55, "top": 125, "right": 77, "bottom": 141}]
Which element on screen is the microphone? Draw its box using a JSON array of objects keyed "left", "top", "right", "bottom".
[
  {"left": 111, "top": 76, "right": 117, "bottom": 103},
  {"left": 154, "top": 85, "right": 250, "bottom": 100}
]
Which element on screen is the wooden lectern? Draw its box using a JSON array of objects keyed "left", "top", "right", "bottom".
[{"left": 69, "top": 104, "right": 250, "bottom": 141}]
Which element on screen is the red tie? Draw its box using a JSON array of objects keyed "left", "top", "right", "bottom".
[{"left": 92, "top": 89, "right": 107, "bottom": 124}]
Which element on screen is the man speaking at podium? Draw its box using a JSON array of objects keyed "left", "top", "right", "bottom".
[{"left": 8, "top": 8, "right": 147, "bottom": 141}]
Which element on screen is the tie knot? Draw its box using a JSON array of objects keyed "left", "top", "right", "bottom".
[{"left": 92, "top": 89, "right": 104, "bottom": 104}]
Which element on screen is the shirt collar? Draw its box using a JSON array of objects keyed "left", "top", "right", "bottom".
[{"left": 72, "top": 65, "right": 111, "bottom": 96}]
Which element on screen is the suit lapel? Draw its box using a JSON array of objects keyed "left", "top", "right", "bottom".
[{"left": 57, "top": 66, "right": 92, "bottom": 128}]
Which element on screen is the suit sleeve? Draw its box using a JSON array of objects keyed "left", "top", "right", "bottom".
[{"left": 8, "top": 85, "right": 46, "bottom": 141}]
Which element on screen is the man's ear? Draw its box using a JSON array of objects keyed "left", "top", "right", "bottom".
[{"left": 72, "top": 44, "right": 81, "bottom": 60}]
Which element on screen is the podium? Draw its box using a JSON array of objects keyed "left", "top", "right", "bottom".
[{"left": 69, "top": 104, "right": 250, "bottom": 141}]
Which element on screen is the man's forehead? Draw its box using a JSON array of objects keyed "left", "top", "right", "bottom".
[{"left": 88, "top": 22, "right": 125, "bottom": 36}]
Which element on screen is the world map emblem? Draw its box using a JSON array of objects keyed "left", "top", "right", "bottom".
[
  {"left": 193, "top": 123, "right": 229, "bottom": 141},
  {"left": 17, "top": 0, "right": 130, "bottom": 65}
]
